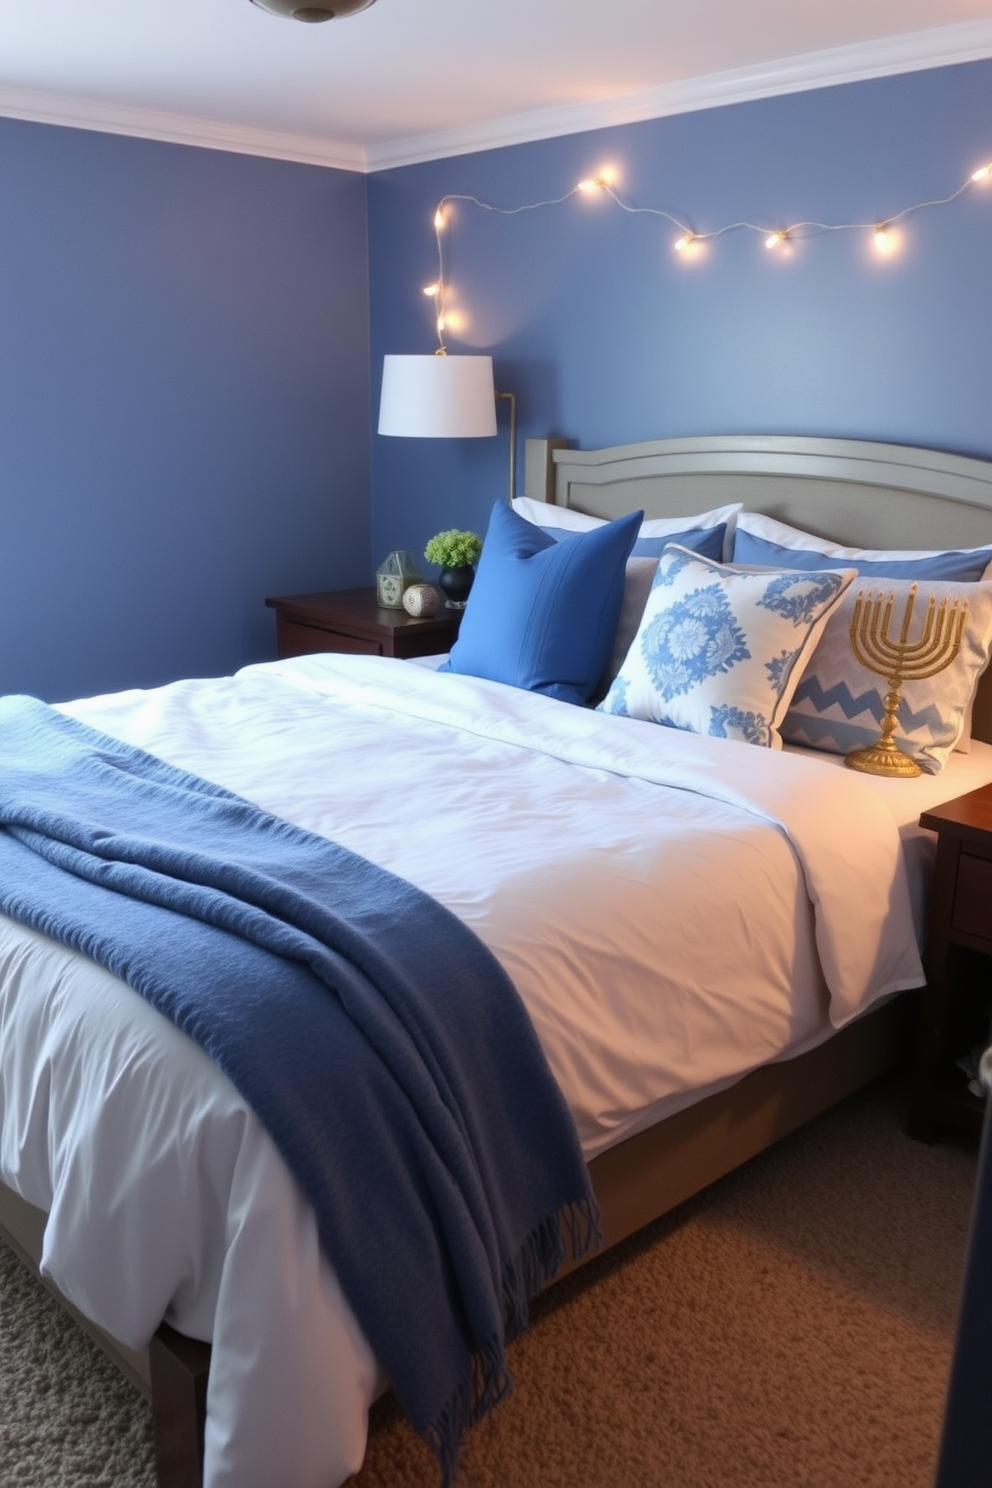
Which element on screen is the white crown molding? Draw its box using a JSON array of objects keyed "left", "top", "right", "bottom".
[
  {"left": 366, "top": 18, "right": 992, "bottom": 172},
  {"left": 0, "top": 84, "right": 366, "bottom": 173},
  {"left": 1, "top": 18, "right": 991, "bottom": 175}
]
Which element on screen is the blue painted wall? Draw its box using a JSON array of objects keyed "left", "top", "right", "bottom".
[
  {"left": 368, "top": 59, "right": 992, "bottom": 568},
  {"left": 2, "top": 59, "right": 989, "bottom": 701},
  {"left": 0, "top": 119, "right": 371, "bottom": 702}
]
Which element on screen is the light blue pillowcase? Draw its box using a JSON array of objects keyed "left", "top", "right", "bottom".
[
  {"left": 597, "top": 545, "right": 855, "bottom": 747},
  {"left": 732, "top": 528, "right": 992, "bottom": 583},
  {"left": 440, "top": 500, "right": 642, "bottom": 705}
]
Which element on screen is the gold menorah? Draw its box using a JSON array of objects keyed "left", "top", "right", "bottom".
[{"left": 845, "top": 583, "right": 968, "bottom": 778}]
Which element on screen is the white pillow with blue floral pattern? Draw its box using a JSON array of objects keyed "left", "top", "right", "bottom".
[{"left": 597, "top": 545, "right": 855, "bottom": 748}]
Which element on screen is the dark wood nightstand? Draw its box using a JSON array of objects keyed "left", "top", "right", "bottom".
[
  {"left": 265, "top": 587, "right": 462, "bottom": 662},
  {"left": 908, "top": 782, "right": 992, "bottom": 1142}
]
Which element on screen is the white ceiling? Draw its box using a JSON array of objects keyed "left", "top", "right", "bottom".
[{"left": 1, "top": 0, "right": 991, "bottom": 172}]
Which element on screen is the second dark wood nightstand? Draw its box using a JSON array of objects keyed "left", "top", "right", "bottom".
[
  {"left": 908, "top": 782, "right": 992, "bottom": 1142},
  {"left": 265, "top": 587, "right": 462, "bottom": 662}
]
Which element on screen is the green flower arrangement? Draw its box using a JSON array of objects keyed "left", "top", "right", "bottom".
[{"left": 424, "top": 528, "right": 483, "bottom": 570}]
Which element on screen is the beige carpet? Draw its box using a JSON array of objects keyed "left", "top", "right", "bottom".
[
  {"left": 0, "top": 1075, "right": 978, "bottom": 1488},
  {"left": 0, "top": 1242, "right": 155, "bottom": 1486}
]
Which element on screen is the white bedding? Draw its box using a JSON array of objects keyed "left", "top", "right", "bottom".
[
  {"left": 0, "top": 653, "right": 946, "bottom": 1487},
  {"left": 785, "top": 735, "right": 992, "bottom": 944}
]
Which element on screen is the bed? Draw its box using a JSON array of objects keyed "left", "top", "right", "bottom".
[{"left": 1, "top": 432, "right": 992, "bottom": 1488}]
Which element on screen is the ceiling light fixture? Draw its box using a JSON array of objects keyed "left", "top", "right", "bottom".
[{"left": 248, "top": 0, "right": 377, "bottom": 21}]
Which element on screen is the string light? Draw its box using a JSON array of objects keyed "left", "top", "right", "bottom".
[
  {"left": 873, "top": 224, "right": 897, "bottom": 255},
  {"left": 422, "top": 158, "right": 992, "bottom": 348}
]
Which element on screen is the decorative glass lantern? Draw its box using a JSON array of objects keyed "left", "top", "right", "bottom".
[{"left": 376, "top": 550, "right": 423, "bottom": 609}]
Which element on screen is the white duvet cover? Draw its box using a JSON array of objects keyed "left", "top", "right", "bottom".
[{"left": 0, "top": 654, "right": 926, "bottom": 1488}]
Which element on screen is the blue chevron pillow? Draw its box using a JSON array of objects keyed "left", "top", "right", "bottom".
[
  {"left": 781, "top": 577, "right": 992, "bottom": 771},
  {"left": 597, "top": 546, "right": 854, "bottom": 747}
]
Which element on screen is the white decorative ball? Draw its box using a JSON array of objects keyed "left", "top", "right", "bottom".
[{"left": 402, "top": 583, "right": 440, "bottom": 617}]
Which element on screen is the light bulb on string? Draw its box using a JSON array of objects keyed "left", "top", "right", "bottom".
[
  {"left": 673, "top": 231, "right": 704, "bottom": 260},
  {"left": 765, "top": 231, "right": 787, "bottom": 250},
  {"left": 971, "top": 163, "right": 992, "bottom": 182},
  {"left": 576, "top": 166, "right": 617, "bottom": 195},
  {"left": 874, "top": 224, "right": 897, "bottom": 255}
]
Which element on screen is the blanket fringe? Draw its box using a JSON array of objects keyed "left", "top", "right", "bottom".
[
  {"left": 424, "top": 1335, "right": 511, "bottom": 1488},
  {"left": 426, "top": 1196, "right": 602, "bottom": 1486}
]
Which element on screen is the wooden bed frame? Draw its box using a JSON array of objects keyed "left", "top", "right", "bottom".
[{"left": 3, "top": 432, "right": 992, "bottom": 1487}]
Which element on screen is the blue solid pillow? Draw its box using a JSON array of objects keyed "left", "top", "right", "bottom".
[
  {"left": 732, "top": 529, "right": 992, "bottom": 582},
  {"left": 440, "top": 500, "right": 642, "bottom": 705},
  {"left": 540, "top": 522, "right": 727, "bottom": 562}
]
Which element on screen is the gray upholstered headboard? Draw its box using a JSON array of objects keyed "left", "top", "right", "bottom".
[{"left": 524, "top": 434, "right": 992, "bottom": 743}]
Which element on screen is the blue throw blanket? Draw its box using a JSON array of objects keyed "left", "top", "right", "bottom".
[{"left": 0, "top": 695, "right": 599, "bottom": 1483}]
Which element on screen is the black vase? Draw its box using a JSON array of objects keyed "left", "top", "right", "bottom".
[{"left": 438, "top": 565, "right": 474, "bottom": 609}]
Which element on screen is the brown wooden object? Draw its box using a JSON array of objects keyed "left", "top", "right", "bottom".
[
  {"left": 149, "top": 1325, "right": 210, "bottom": 1488},
  {"left": 909, "top": 783, "right": 992, "bottom": 1141},
  {"left": 265, "top": 587, "right": 461, "bottom": 661}
]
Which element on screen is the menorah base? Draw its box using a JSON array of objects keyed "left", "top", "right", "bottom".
[{"left": 844, "top": 741, "right": 922, "bottom": 778}]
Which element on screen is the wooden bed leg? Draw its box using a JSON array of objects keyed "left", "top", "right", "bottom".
[{"left": 149, "top": 1323, "right": 211, "bottom": 1488}]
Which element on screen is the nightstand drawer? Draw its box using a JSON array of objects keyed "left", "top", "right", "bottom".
[
  {"left": 953, "top": 853, "right": 992, "bottom": 944},
  {"left": 276, "top": 616, "right": 381, "bottom": 658}
]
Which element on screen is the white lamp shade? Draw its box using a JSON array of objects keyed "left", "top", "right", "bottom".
[{"left": 378, "top": 354, "right": 497, "bottom": 438}]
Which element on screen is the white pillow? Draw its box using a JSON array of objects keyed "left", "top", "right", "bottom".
[
  {"left": 597, "top": 546, "right": 855, "bottom": 748},
  {"left": 781, "top": 577, "right": 992, "bottom": 772},
  {"left": 512, "top": 497, "right": 602, "bottom": 534},
  {"left": 512, "top": 497, "right": 741, "bottom": 562}
]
